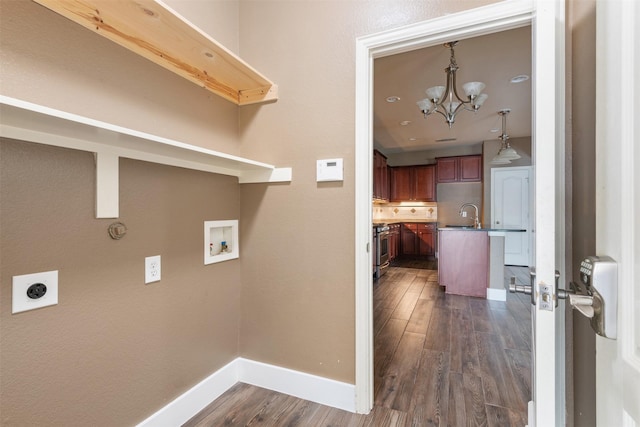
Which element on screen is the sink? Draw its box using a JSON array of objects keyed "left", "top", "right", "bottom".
[{"left": 444, "top": 224, "right": 474, "bottom": 229}]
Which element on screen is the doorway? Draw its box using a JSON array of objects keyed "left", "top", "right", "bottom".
[{"left": 355, "top": 2, "right": 567, "bottom": 424}]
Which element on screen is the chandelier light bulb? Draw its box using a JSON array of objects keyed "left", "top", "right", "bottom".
[
  {"left": 462, "top": 81, "right": 486, "bottom": 97},
  {"left": 425, "top": 86, "right": 445, "bottom": 102}
]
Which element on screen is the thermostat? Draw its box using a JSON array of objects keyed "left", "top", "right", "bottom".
[{"left": 316, "top": 158, "right": 343, "bottom": 182}]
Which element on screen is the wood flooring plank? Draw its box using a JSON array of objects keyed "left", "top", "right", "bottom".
[
  {"left": 504, "top": 348, "right": 532, "bottom": 411},
  {"left": 469, "top": 299, "right": 497, "bottom": 334},
  {"left": 375, "top": 331, "right": 425, "bottom": 412},
  {"left": 449, "top": 308, "right": 480, "bottom": 375},
  {"left": 321, "top": 410, "right": 368, "bottom": 427},
  {"left": 245, "top": 392, "right": 302, "bottom": 426},
  {"left": 406, "top": 299, "right": 434, "bottom": 335},
  {"left": 490, "top": 305, "right": 530, "bottom": 352},
  {"left": 381, "top": 281, "right": 411, "bottom": 310},
  {"left": 374, "top": 306, "right": 394, "bottom": 338},
  {"left": 409, "top": 349, "right": 450, "bottom": 427},
  {"left": 264, "top": 398, "right": 331, "bottom": 426},
  {"left": 362, "top": 405, "right": 409, "bottom": 427},
  {"left": 485, "top": 404, "right": 528, "bottom": 427},
  {"left": 182, "top": 382, "right": 252, "bottom": 426},
  {"left": 185, "top": 384, "right": 274, "bottom": 426},
  {"left": 419, "top": 282, "right": 441, "bottom": 300},
  {"left": 375, "top": 318, "right": 408, "bottom": 378},
  {"left": 440, "top": 293, "right": 471, "bottom": 311},
  {"left": 424, "top": 307, "right": 451, "bottom": 351},
  {"left": 448, "top": 372, "right": 488, "bottom": 427},
  {"left": 475, "top": 332, "right": 524, "bottom": 411},
  {"left": 391, "top": 289, "right": 422, "bottom": 321}
]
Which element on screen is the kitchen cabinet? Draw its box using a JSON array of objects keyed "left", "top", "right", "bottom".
[
  {"left": 373, "top": 150, "right": 389, "bottom": 201},
  {"left": 400, "top": 223, "right": 436, "bottom": 257},
  {"left": 390, "top": 165, "right": 436, "bottom": 202},
  {"left": 436, "top": 155, "right": 482, "bottom": 183},
  {"left": 438, "top": 229, "right": 488, "bottom": 297}
]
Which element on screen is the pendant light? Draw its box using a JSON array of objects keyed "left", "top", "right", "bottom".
[
  {"left": 491, "top": 109, "right": 520, "bottom": 165},
  {"left": 416, "top": 41, "right": 488, "bottom": 128}
]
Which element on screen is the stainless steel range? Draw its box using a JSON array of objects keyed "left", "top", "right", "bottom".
[{"left": 373, "top": 223, "right": 390, "bottom": 278}]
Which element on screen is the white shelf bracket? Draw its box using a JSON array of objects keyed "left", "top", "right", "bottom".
[{"left": 95, "top": 151, "right": 120, "bottom": 218}]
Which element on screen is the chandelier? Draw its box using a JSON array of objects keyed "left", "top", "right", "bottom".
[
  {"left": 490, "top": 109, "right": 521, "bottom": 165},
  {"left": 416, "top": 41, "right": 488, "bottom": 128}
]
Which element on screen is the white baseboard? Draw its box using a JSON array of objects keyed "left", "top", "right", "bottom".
[
  {"left": 136, "top": 358, "right": 239, "bottom": 427},
  {"left": 237, "top": 358, "right": 356, "bottom": 412},
  {"left": 136, "top": 358, "right": 356, "bottom": 426},
  {"left": 487, "top": 288, "right": 507, "bottom": 301}
]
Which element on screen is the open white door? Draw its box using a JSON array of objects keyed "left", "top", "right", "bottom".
[{"left": 595, "top": 0, "right": 640, "bottom": 424}]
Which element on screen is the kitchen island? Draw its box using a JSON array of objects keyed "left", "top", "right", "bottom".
[{"left": 438, "top": 227, "right": 511, "bottom": 299}]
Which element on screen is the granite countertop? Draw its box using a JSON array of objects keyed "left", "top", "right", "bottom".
[
  {"left": 438, "top": 226, "right": 527, "bottom": 232},
  {"left": 376, "top": 219, "right": 438, "bottom": 224}
]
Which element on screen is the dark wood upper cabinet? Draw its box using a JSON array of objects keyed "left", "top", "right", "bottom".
[
  {"left": 390, "top": 165, "right": 436, "bottom": 202},
  {"left": 373, "top": 150, "right": 389, "bottom": 201},
  {"left": 436, "top": 155, "right": 482, "bottom": 183}
]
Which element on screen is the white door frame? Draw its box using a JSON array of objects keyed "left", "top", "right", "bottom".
[{"left": 354, "top": 1, "right": 566, "bottom": 425}]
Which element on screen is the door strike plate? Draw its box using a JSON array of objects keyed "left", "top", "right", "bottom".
[{"left": 538, "top": 283, "right": 553, "bottom": 311}]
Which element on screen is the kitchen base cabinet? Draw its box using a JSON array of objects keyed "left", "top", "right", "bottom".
[
  {"left": 438, "top": 230, "right": 488, "bottom": 297},
  {"left": 401, "top": 223, "right": 436, "bottom": 258}
]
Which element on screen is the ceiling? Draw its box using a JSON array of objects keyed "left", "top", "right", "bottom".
[{"left": 373, "top": 26, "right": 532, "bottom": 154}]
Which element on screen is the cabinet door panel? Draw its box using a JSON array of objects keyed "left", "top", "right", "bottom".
[
  {"left": 436, "top": 157, "right": 457, "bottom": 182},
  {"left": 400, "top": 224, "right": 418, "bottom": 255},
  {"left": 459, "top": 155, "right": 482, "bottom": 182},
  {"left": 418, "top": 224, "right": 435, "bottom": 256},
  {"left": 390, "top": 167, "right": 412, "bottom": 201},
  {"left": 414, "top": 165, "right": 436, "bottom": 201}
]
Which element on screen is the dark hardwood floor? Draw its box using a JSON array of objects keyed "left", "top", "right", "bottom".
[{"left": 184, "top": 262, "right": 531, "bottom": 427}]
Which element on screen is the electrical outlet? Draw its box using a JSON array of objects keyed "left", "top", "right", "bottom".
[
  {"left": 12, "top": 270, "right": 58, "bottom": 314},
  {"left": 145, "top": 255, "right": 161, "bottom": 284}
]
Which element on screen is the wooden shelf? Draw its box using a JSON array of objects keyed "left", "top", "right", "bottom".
[
  {"left": 0, "top": 96, "right": 292, "bottom": 218},
  {"left": 32, "top": 0, "right": 278, "bottom": 106}
]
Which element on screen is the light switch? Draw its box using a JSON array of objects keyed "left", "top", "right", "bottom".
[{"left": 316, "top": 158, "right": 343, "bottom": 182}]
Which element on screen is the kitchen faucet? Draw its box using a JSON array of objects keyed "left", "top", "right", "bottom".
[{"left": 459, "top": 203, "right": 481, "bottom": 229}]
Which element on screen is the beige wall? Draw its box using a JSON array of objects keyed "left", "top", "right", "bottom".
[{"left": 0, "top": 0, "right": 244, "bottom": 425}]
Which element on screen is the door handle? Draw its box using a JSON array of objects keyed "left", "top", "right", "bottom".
[{"left": 508, "top": 276, "right": 531, "bottom": 294}]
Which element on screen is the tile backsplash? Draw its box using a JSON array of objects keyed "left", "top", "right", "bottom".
[{"left": 373, "top": 203, "right": 438, "bottom": 221}]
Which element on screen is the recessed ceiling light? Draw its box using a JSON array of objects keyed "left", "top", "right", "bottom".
[
  {"left": 490, "top": 128, "right": 500, "bottom": 133},
  {"left": 399, "top": 120, "right": 411, "bottom": 126},
  {"left": 510, "top": 74, "right": 530, "bottom": 83},
  {"left": 409, "top": 137, "right": 417, "bottom": 141},
  {"left": 386, "top": 96, "right": 401, "bottom": 103}
]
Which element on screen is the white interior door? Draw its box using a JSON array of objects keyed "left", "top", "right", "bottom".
[
  {"left": 491, "top": 166, "right": 531, "bottom": 266},
  {"left": 595, "top": 0, "right": 640, "bottom": 424}
]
